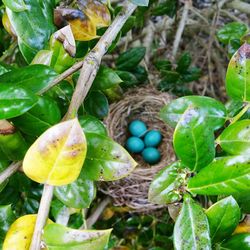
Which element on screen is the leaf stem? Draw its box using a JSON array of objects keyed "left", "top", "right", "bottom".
[{"left": 30, "top": 2, "right": 137, "bottom": 249}]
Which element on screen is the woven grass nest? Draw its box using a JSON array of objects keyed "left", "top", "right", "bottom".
[{"left": 100, "top": 86, "right": 176, "bottom": 213}]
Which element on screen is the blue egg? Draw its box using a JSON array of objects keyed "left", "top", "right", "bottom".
[
  {"left": 126, "top": 137, "right": 145, "bottom": 153},
  {"left": 142, "top": 147, "right": 161, "bottom": 164},
  {"left": 129, "top": 120, "right": 147, "bottom": 137},
  {"left": 144, "top": 130, "right": 162, "bottom": 147}
]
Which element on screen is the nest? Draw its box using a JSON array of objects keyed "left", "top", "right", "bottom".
[{"left": 100, "top": 86, "right": 176, "bottom": 213}]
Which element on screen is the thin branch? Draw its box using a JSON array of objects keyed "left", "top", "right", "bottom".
[
  {"left": 86, "top": 197, "right": 111, "bottom": 228},
  {"left": 0, "top": 161, "right": 21, "bottom": 185},
  {"left": 30, "top": 2, "right": 137, "bottom": 250},
  {"left": 172, "top": 0, "right": 191, "bottom": 57}
]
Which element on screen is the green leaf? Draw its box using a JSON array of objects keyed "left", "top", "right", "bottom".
[
  {"left": 154, "top": 60, "right": 172, "bottom": 71},
  {"left": 180, "top": 67, "right": 201, "bottom": 83},
  {"left": 79, "top": 115, "right": 107, "bottom": 136},
  {"left": 217, "top": 22, "right": 248, "bottom": 45},
  {"left": 43, "top": 224, "right": 112, "bottom": 250},
  {"left": 174, "top": 195, "right": 211, "bottom": 250},
  {"left": 148, "top": 162, "right": 186, "bottom": 205},
  {"left": 226, "top": 43, "right": 250, "bottom": 101},
  {"left": 116, "top": 47, "right": 146, "bottom": 70},
  {"left": 12, "top": 96, "right": 61, "bottom": 136},
  {"left": 3, "top": 0, "right": 27, "bottom": 12},
  {"left": 188, "top": 155, "right": 250, "bottom": 195},
  {"left": 0, "top": 85, "right": 38, "bottom": 119},
  {"left": 228, "top": 38, "right": 241, "bottom": 58},
  {"left": 206, "top": 196, "right": 241, "bottom": 243},
  {"left": 0, "top": 65, "right": 58, "bottom": 94},
  {"left": 176, "top": 52, "right": 192, "bottom": 73},
  {"left": 0, "top": 205, "right": 16, "bottom": 244},
  {"left": 54, "top": 171, "right": 96, "bottom": 209},
  {"left": 152, "top": 0, "right": 177, "bottom": 17},
  {"left": 132, "top": 65, "right": 148, "bottom": 83},
  {"left": 225, "top": 99, "right": 244, "bottom": 118},
  {"left": 92, "top": 66, "right": 122, "bottom": 90},
  {"left": 82, "top": 133, "right": 137, "bottom": 181},
  {"left": 233, "top": 192, "right": 250, "bottom": 213},
  {"left": 218, "top": 120, "right": 250, "bottom": 155},
  {"left": 129, "top": 0, "right": 149, "bottom": 7},
  {"left": 49, "top": 38, "right": 76, "bottom": 73},
  {"left": 6, "top": 0, "right": 56, "bottom": 62},
  {"left": 160, "top": 96, "right": 227, "bottom": 130},
  {"left": 116, "top": 70, "right": 138, "bottom": 89},
  {"left": 173, "top": 107, "right": 215, "bottom": 171},
  {"left": 84, "top": 91, "right": 109, "bottom": 119},
  {"left": 220, "top": 233, "right": 250, "bottom": 249}
]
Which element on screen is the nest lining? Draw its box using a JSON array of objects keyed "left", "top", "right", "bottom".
[{"left": 100, "top": 86, "right": 176, "bottom": 213}]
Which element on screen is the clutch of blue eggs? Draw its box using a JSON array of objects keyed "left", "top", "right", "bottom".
[{"left": 125, "top": 120, "right": 162, "bottom": 165}]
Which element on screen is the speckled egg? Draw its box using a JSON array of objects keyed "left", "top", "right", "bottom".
[
  {"left": 142, "top": 147, "right": 161, "bottom": 164},
  {"left": 126, "top": 137, "right": 145, "bottom": 153},
  {"left": 128, "top": 120, "right": 147, "bottom": 137},
  {"left": 144, "top": 130, "right": 162, "bottom": 147}
]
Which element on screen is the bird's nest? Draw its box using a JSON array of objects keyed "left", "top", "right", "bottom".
[{"left": 100, "top": 86, "right": 176, "bottom": 213}]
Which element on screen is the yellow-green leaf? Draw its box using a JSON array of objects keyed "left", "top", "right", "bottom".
[
  {"left": 78, "top": 0, "right": 111, "bottom": 28},
  {"left": 23, "top": 118, "right": 87, "bottom": 186},
  {"left": 3, "top": 214, "right": 52, "bottom": 250},
  {"left": 43, "top": 223, "right": 112, "bottom": 250}
]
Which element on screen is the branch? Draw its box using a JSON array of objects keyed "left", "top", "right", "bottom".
[
  {"left": 172, "top": 0, "right": 191, "bottom": 58},
  {"left": 0, "top": 161, "right": 22, "bottom": 185},
  {"left": 30, "top": 2, "right": 137, "bottom": 249}
]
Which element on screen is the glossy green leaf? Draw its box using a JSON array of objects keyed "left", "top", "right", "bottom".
[
  {"left": 233, "top": 192, "right": 250, "bottom": 213},
  {"left": 160, "top": 96, "right": 226, "bottom": 130},
  {"left": 132, "top": 65, "right": 148, "bottom": 83},
  {"left": 116, "top": 70, "right": 138, "bottom": 89},
  {"left": 3, "top": 0, "right": 27, "bottom": 12},
  {"left": 102, "top": 85, "right": 123, "bottom": 102},
  {"left": 148, "top": 162, "right": 186, "bottom": 204},
  {"left": 82, "top": 133, "right": 137, "bottom": 181},
  {"left": 218, "top": 120, "right": 250, "bottom": 155},
  {"left": 226, "top": 43, "right": 250, "bottom": 101},
  {"left": 173, "top": 107, "right": 215, "bottom": 171},
  {"left": 49, "top": 38, "right": 76, "bottom": 73},
  {"left": 225, "top": 99, "right": 244, "bottom": 118},
  {"left": 12, "top": 96, "right": 61, "bottom": 136},
  {"left": 217, "top": 22, "right": 248, "bottom": 45},
  {"left": 0, "top": 205, "right": 16, "bottom": 245},
  {"left": 0, "top": 85, "right": 38, "bottom": 119},
  {"left": 92, "top": 66, "right": 122, "bottom": 90},
  {"left": 6, "top": 0, "right": 56, "bottom": 62},
  {"left": 220, "top": 233, "right": 250, "bottom": 249},
  {"left": 54, "top": 171, "right": 96, "bottom": 209},
  {"left": 84, "top": 91, "right": 109, "bottom": 119},
  {"left": 206, "top": 196, "right": 241, "bottom": 243},
  {"left": 43, "top": 223, "right": 112, "bottom": 250},
  {"left": 31, "top": 50, "right": 53, "bottom": 66},
  {"left": 188, "top": 155, "right": 250, "bottom": 195},
  {"left": 174, "top": 195, "right": 211, "bottom": 250},
  {"left": 79, "top": 115, "right": 107, "bottom": 136},
  {"left": 0, "top": 65, "right": 58, "bottom": 94}
]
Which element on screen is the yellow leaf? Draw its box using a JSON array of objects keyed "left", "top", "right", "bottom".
[
  {"left": 234, "top": 216, "right": 250, "bottom": 234},
  {"left": 54, "top": 8, "right": 98, "bottom": 41},
  {"left": 2, "top": 12, "right": 16, "bottom": 37},
  {"left": 23, "top": 118, "right": 87, "bottom": 186},
  {"left": 68, "top": 18, "right": 98, "bottom": 41},
  {"left": 3, "top": 214, "right": 52, "bottom": 250},
  {"left": 78, "top": 0, "right": 111, "bottom": 28}
]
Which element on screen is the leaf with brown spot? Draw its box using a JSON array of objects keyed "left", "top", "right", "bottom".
[
  {"left": 77, "top": 0, "right": 111, "bottom": 28},
  {"left": 54, "top": 7, "right": 98, "bottom": 41},
  {"left": 23, "top": 118, "right": 87, "bottom": 186}
]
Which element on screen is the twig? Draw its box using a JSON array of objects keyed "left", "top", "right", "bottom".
[
  {"left": 172, "top": 0, "right": 191, "bottom": 58},
  {"left": 0, "top": 161, "right": 21, "bottom": 185},
  {"left": 30, "top": 2, "right": 137, "bottom": 250},
  {"left": 86, "top": 197, "right": 111, "bottom": 228}
]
